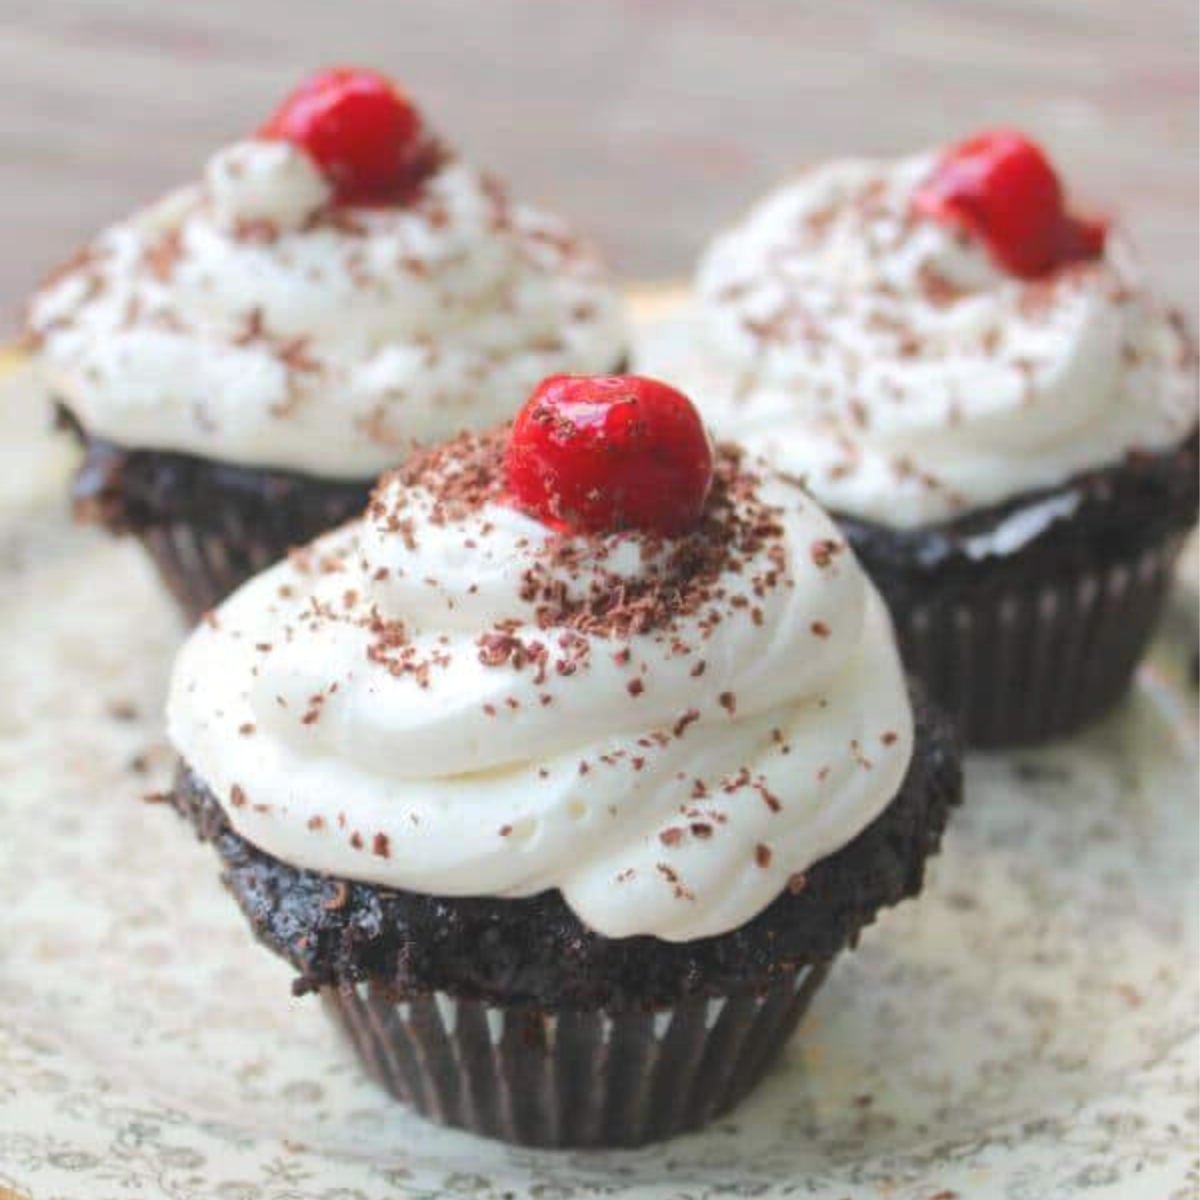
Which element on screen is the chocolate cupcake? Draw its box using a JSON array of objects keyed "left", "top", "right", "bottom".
[
  {"left": 664, "top": 131, "right": 1198, "bottom": 746},
  {"left": 24, "top": 68, "right": 627, "bottom": 620},
  {"left": 164, "top": 375, "right": 961, "bottom": 1147}
]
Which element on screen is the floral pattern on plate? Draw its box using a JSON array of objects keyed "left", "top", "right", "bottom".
[{"left": 0, "top": 308, "right": 1196, "bottom": 1198}]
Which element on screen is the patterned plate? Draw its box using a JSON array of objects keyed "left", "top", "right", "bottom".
[{"left": 1, "top": 297, "right": 1196, "bottom": 1200}]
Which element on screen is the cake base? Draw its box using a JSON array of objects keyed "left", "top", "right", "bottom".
[
  {"left": 840, "top": 434, "right": 1198, "bottom": 747},
  {"left": 169, "top": 686, "right": 959, "bottom": 1146},
  {"left": 59, "top": 407, "right": 371, "bottom": 620}
]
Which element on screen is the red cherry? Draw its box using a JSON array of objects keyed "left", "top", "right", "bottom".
[
  {"left": 260, "top": 67, "right": 428, "bottom": 204},
  {"left": 914, "top": 130, "right": 1107, "bottom": 279},
  {"left": 1057, "top": 209, "right": 1109, "bottom": 264},
  {"left": 505, "top": 376, "right": 715, "bottom": 536}
]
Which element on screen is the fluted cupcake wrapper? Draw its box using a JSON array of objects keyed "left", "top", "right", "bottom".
[
  {"left": 323, "top": 962, "right": 832, "bottom": 1148},
  {"left": 131, "top": 484, "right": 369, "bottom": 621},
  {"left": 889, "top": 534, "right": 1188, "bottom": 748},
  {"left": 138, "top": 519, "right": 285, "bottom": 622},
  {"left": 59, "top": 413, "right": 373, "bottom": 623}
]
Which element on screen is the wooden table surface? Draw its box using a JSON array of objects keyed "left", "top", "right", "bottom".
[{"left": 2, "top": 0, "right": 1196, "bottom": 322}]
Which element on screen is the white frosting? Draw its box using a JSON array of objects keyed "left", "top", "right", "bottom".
[
  {"left": 206, "top": 140, "right": 332, "bottom": 232},
  {"left": 28, "top": 141, "right": 627, "bottom": 479},
  {"left": 672, "top": 153, "right": 1196, "bottom": 529},
  {"left": 167, "top": 449, "right": 914, "bottom": 942}
]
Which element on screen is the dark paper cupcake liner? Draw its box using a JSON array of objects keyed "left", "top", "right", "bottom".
[
  {"left": 324, "top": 963, "right": 832, "bottom": 1148},
  {"left": 889, "top": 534, "right": 1188, "bottom": 747},
  {"left": 136, "top": 518, "right": 279, "bottom": 621},
  {"left": 133, "top": 504, "right": 362, "bottom": 623},
  {"left": 59, "top": 411, "right": 371, "bottom": 621},
  {"left": 839, "top": 434, "right": 1198, "bottom": 748}
]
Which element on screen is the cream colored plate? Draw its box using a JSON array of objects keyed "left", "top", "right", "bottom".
[{"left": 1, "top": 299, "right": 1196, "bottom": 1199}]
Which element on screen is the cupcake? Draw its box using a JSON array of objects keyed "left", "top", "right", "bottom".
[
  {"left": 24, "top": 67, "right": 627, "bottom": 620},
  {"left": 165, "top": 374, "right": 961, "bottom": 1147},
  {"left": 664, "top": 130, "right": 1199, "bottom": 747}
]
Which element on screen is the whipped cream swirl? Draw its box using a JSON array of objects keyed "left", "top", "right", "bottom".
[
  {"left": 668, "top": 152, "right": 1196, "bottom": 529},
  {"left": 27, "top": 140, "right": 627, "bottom": 478},
  {"left": 167, "top": 434, "right": 913, "bottom": 942}
]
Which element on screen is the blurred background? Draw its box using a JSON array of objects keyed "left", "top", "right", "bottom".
[{"left": 1, "top": 0, "right": 1196, "bottom": 323}]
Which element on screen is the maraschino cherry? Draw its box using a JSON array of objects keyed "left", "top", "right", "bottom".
[
  {"left": 913, "top": 130, "right": 1107, "bottom": 279},
  {"left": 260, "top": 67, "right": 429, "bottom": 204},
  {"left": 505, "top": 375, "right": 715, "bottom": 536}
]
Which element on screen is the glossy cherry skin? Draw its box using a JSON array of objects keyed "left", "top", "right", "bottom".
[
  {"left": 260, "top": 67, "right": 426, "bottom": 204},
  {"left": 914, "top": 129, "right": 1107, "bottom": 279},
  {"left": 505, "top": 375, "right": 715, "bottom": 536}
]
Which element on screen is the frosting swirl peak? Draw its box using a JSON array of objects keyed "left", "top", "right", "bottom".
[
  {"left": 168, "top": 430, "right": 914, "bottom": 941},
  {"left": 27, "top": 140, "right": 627, "bottom": 478},
  {"left": 678, "top": 151, "right": 1196, "bottom": 529}
]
